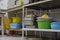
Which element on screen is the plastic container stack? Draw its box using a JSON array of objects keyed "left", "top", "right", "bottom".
[
  {"left": 10, "top": 17, "right": 22, "bottom": 29},
  {"left": 37, "top": 14, "right": 53, "bottom": 29},
  {"left": 24, "top": 15, "right": 35, "bottom": 28}
]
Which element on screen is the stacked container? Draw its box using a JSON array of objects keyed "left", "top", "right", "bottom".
[
  {"left": 10, "top": 17, "right": 22, "bottom": 29},
  {"left": 24, "top": 15, "right": 35, "bottom": 28},
  {"left": 37, "top": 14, "right": 53, "bottom": 29}
]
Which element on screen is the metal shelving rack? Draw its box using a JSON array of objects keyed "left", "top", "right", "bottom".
[
  {"left": 22, "top": 0, "right": 53, "bottom": 40},
  {"left": 22, "top": 0, "right": 60, "bottom": 40},
  {"left": 0, "top": 0, "right": 60, "bottom": 40},
  {"left": 0, "top": 0, "right": 51, "bottom": 37},
  {"left": 0, "top": 6, "right": 23, "bottom": 36}
]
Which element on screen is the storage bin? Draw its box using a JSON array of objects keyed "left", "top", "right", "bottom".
[
  {"left": 12, "top": 17, "right": 21, "bottom": 23},
  {"left": 26, "top": 26, "right": 35, "bottom": 28},
  {"left": 37, "top": 20, "right": 52, "bottom": 29},
  {"left": 24, "top": 20, "right": 33, "bottom": 25},
  {"left": 24, "top": 18, "right": 33, "bottom": 20},
  {"left": 51, "top": 22, "right": 60, "bottom": 29},
  {"left": 25, "top": 15, "right": 33, "bottom": 18},
  {"left": 10, "top": 23, "right": 22, "bottom": 28},
  {"left": 9, "top": 30, "right": 14, "bottom": 36}
]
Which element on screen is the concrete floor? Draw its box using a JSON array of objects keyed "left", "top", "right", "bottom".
[
  {"left": 0, "top": 36, "right": 41, "bottom": 40},
  {"left": 0, "top": 36, "right": 23, "bottom": 40}
]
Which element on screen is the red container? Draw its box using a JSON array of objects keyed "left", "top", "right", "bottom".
[{"left": 9, "top": 30, "right": 14, "bottom": 36}]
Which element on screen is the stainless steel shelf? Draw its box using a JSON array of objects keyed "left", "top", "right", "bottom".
[
  {"left": 0, "top": 0, "right": 52, "bottom": 13},
  {"left": 24, "top": 0, "right": 51, "bottom": 7},
  {"left": 23, "top": 28, "right": 60, "bottom": 32},
  {"left": 24, "top": 0, "right": 60, "bottom": 10},
  {"left": 0, "top": 6, "right": 23, "bottom": 13}
]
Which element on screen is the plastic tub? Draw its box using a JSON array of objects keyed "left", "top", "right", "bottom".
[
  {"left": 10, "top": 23, "right": 22, "bottom": 28},
  {"left": 24, "top": 18, "right": 33, "bottom": 20},
  {"left": 37, "top": 20, "right": 52, "bottom": 29},
  {"left": 26, "top": 26, "right": 35, "bottom": 28},
  {"left": 12, "top": 17, "right": 21, "bottom": 23},
  {"left": 24, "top": 20, "right": 33, "bottom": 25},
  {"left": 51, "top": 22, "right": 60, "bottom": 29}
]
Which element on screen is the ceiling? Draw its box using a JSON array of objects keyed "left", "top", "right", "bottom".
[{"left": 27, "top": 0, "right": 60, "bottom": 10}]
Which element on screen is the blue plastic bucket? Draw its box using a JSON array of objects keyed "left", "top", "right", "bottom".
[
  {"left": 10, "top": 23, "right": 22, "bottom": 28},
  {"left": 51, "top": 22, "right": 60, "bottom": 29}
]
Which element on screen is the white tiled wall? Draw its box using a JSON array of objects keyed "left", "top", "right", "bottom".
[{"left": 0, "top": 0, "right": 19, "bottom": 10}]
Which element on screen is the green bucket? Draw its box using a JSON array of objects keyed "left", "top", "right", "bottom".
[{"left": 37, "top": 20, "right": 52, "bottom": 29}]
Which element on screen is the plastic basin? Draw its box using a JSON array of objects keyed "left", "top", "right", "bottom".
[
  {"left": 51, "top": 22, "right": 60, "bottom": 29},
  {"left": 37, "top": 20, "right": 52, "bottom": 29},
  {"left": 10, "top": 23, "right": 22, "bottom": 28}
]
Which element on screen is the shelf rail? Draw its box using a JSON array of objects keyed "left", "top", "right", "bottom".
[
  {"left": 24, "top": 0, "right": 52, "bottom": 7},
  {"left": 23, "top": 28, "right": 60, "bottom": 32}
]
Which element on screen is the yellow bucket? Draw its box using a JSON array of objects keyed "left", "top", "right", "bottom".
[
  {"left": 3, "top": 18, "right": 12, "bottom": 30},
  {"left": 12, "top": 17, "right": 21, "bottom": 23}
]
